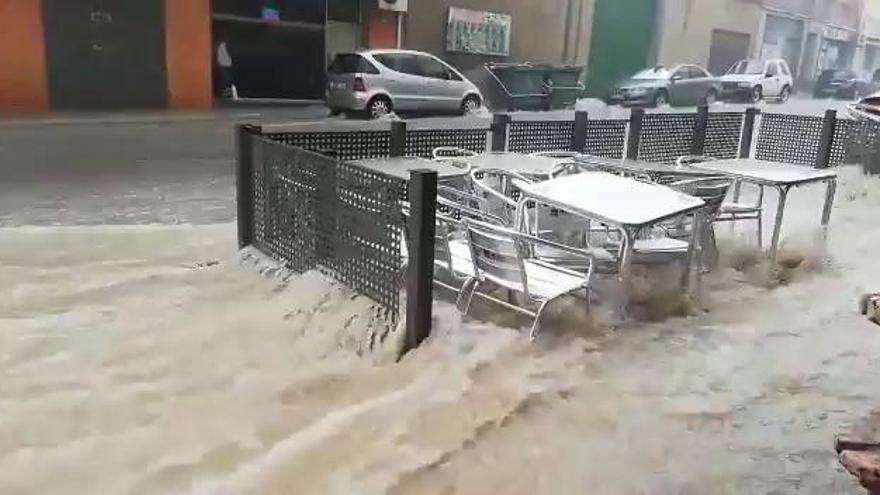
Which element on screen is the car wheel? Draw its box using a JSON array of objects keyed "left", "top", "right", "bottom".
[
  {"left": 779, "top": 85, "right": 791, "bottom": 102},
  {"left": 366, "top": 96, "right": 392, "bottom": 119},
  {"left": 461, "top": 95, "right": 482, "bottom": 115},
  {"left": 750, "top": 86, "right": 763, "bottom": 103},
  {"left": 654, "top": 90, "right": 669, "bottom": 107},
  {"left": 704, "top": 89, "right": 718, "bottom": 105}
]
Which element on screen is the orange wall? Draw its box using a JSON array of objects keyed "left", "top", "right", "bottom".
[
  {"left": 165, "top": 0, "right": 212, "bottom": 109},
  {"left": 0, "top": 0, "right": 49, "bottom": 113},
  {"left": 366, "top": 9, "right": 399, "bottom": 49}
]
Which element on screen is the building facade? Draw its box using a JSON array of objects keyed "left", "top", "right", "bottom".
[
  {"left": 403, "top": 0, "right": 593, "bottom": 72},
  {"left": 655, "top": 0, "right": 866, "bottom": 84},
  {"left": 0, "top": 0, "right": 400, "bottom": 113}
]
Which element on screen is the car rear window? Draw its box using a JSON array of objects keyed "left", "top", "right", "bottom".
[{"left": 328, "top": 54, "right": 379, "bottom": 75}]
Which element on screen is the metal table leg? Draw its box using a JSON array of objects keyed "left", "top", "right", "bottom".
[
  {"left": 618, "top": 228, "right": 636, "bottom": 318},
  {"left": 820, "top": 178, "right": 837, "bottom": 241},
  {"left": 681, "top": 210, "right": 704, "bottom": 294},
  {"left": 768, "top": 185, "right": 791, "bottom": 266}
]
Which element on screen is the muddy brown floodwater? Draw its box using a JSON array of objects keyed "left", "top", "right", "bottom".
[{"left": 2, "top": 167, "right": 880, "bottom": 494}]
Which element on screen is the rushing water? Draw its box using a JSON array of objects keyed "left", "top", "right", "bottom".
[{"left": 3, "top": 168, "right": 880, "bottom": 494}]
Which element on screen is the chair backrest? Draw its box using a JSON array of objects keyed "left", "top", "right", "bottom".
[
  {"left": 464, "top": 220, "right": 529, "bottom": 295},
  {"left": 433, "top": 146, "right": 478, "bottom": 160},
  {"left": 470, "top": 167, "right": 534, "bottom": 223},
  {"left": 531, "top": 151, "right": 581, "bottom": 159},
  {"left": 669, "top": 177, "right": 732, "bottom": 220},
  {"left": 437, "top": 195, "right": 507, "bottom": 226},
  {"left": 675, "top": 154, "right": 717, "bottom": 168}
]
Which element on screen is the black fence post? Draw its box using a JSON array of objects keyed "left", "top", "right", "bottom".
[
  {"left": 236, "top": 124, "right": 261, "bottom": 249},
  {"left": 626, "top": 108, "right": 645, "bottom": 160},
  {"left": 739, "top": 107, "right": 759, "bottom": 158},
  {"left": 691, "top": 105, "right": 709, "bottom": 156},
  {"left": 572, "top": 110, "right": 589, "bottom": 152},
  {"left": 390, "top": 120, "right": 406, "bottom": 157},
  {"left": 401, "top": 169, "right": 437, "bottom": 358},
  {"left": 815, "top": 109, "right": 837, "bottom": 169},
  {"left": 491, "top": 114, "right": 511, "bottom": 152}
]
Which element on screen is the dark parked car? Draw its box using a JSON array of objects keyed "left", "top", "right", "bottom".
[
  {"left": 814, "top": 69, "right": 880, "bottom": 99},
  {"left": 608, "top": 64, "right": 720, "bottom": 107}
]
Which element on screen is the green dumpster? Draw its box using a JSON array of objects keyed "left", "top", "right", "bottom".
[{"left": 485, "top": 63, "right": 584, "bottom": 111}]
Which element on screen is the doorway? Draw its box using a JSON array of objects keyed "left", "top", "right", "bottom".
[
  {"left": 585, "top": 0, "right": 656, "bottom": 96},
  {"left": 42, "top": 0, "right": 168, "bottom": 109},
  {"left": 708, "top": 30, "right": 750, "bottom": 75}
]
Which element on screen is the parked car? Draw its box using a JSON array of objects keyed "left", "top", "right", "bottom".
[
  {"left": 326, "top": 50, "right": 483, "bottom": 119},
  {"left": 813, "top": 69, "right": 880, "bottom": 99},
  {"left": 847, "top": 90, "right": 880, "bottom": 121},
  {"left": 608, "top": 64, "right": 720, "bottom": 107},
  {"left": 719, "top": 58, "right": 793, "bottom": 103}
]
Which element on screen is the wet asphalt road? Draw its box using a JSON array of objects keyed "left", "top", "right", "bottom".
[{"left": 0, "top": 98, "right": 852, "bottom": 227}]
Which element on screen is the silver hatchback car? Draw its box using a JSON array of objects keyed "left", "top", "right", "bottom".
[{"left": 326, "top": 50, "right": 483, "bottom": 119}]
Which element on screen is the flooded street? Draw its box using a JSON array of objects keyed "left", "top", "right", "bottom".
[{"left": 3, "top": 167, "right": 880, "bottom": 494}]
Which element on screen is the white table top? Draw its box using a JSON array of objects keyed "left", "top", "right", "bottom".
[
  {"left": 690, "top": 158, "right": 837, "bottom": 186},
  {"left": 461, "top": 153, "right": 561, "bottom": 175},
  {"left": 518, "top": 172, "right": 705, "bottom": 228},
  {"left": 352, "top": 157, "right": 468, "bottom": 180}
]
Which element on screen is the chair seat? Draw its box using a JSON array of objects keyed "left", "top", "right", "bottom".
[
  {"left": 720, "top": 202, "right": 762, "bottom": 215},
  {"left": 524, "top": 260, "right": 588, "bottom": 299},
  {"left": 633, "top": 237, "right": 689, "bottom": 253},
  {"left": 535, "top": 244, "right": 616, "bottom": 263},
  {"left": 481, "top": 259, "right": 587, "bottom": 301}
]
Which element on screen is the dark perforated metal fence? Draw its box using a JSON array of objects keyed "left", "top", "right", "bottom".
[
  {"left": 704, "top": 112, "right": 744, "bottom": 159},
  {"left": 242, "top": 129, "right": 404, "bottom": 319},
  {"left": 508, "top": 120, "right": 575, "bottom": 153},
  {"left": 584, "top": 119, "right": 628, "bottom": 158},
  {"left": 238, "top": 106, "right": 871, "bottom": 331},
  {"left": 266, "top": 129, "right": 392, "bottom": 161},
  {"left": 404, "top": 128, "right": 488, "bottom": 158},
  {"left": 755, "top": 113, "right": 825, "bottom": 166},
  {"left": 637, "top": 113, "right": 698, "bottom": 163}
]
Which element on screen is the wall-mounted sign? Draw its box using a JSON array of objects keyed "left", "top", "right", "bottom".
[
  {"left": 824, "top": 25, "right": 853, "bottom": 42},
  {"left": 446, "top": 7, "right": 511, "bottom": 57},
  {"left": 378, "top": 0, "right": 408, "bottom": 13}
]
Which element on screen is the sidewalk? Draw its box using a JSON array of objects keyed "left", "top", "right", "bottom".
[{"left": 0, "top": 101, "right": 328, "bottom": 127}]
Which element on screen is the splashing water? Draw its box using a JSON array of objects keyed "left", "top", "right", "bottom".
[{"left": 3, "top": 167, "right": 880, "bottom": 494}]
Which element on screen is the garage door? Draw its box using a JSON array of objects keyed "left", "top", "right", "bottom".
[
  {"left": 708, "top": 29, "right": 751, "bottom": 75},
  {"left": 42, "top": 0, "right": 167, "bottom": 109}
]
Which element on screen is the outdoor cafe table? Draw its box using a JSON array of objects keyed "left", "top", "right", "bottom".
[
  {"left": 574, "top": 154, "right": 716, "bottom": 181},
  {"left": 459, "top": 152, "right": 562, "bottom": 178},
  {"left": 352, "top": 157, "right": 469, "bottom": 181},
  {"left": 688, "top": 158, "right": 838, "bottom": 265},
  {"left": 516, "top": 171, "right": 707, "bottom": 292}
]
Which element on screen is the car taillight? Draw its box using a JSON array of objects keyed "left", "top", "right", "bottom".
[{"left": 351, "top": 77, "right": 366, "bottom": 92}]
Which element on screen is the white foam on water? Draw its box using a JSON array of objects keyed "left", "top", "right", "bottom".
[{"left": 3, "top": 167, "right": 880, "bottom": 494}]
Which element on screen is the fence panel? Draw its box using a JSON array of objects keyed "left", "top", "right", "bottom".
[
  {"left": 755, "top": 113, "right": 824, "bottom": 166},
  {"left": 839, "top": 118, "right": 880, "bottom": 165},
  {"left": 324, "top": 160, "right": 404, "bottom": 317},
  {"left": 404, "top": 128, "right": 488, "bottom": 158},
  {"left": 508, "top": 120, "right": 574, "bottom": 153},
  {"left": 637, "top": 113, "right": 697, "bottom": 163},
  {"left": 249, "top": 136, "right": 403, "bottom": 319},
  {"left": 265, "top": 130, "right": 391, "bottom": 161},
  {"left": 704, "top": 112, "right": 744, "bottom": 159},
  {"left": 583, "top": 119, "right": 627, "bottom": 158}
]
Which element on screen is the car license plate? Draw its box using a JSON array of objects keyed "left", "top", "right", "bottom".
[{"left": 329, "top": 81, "right": 346, "bottom": 90}]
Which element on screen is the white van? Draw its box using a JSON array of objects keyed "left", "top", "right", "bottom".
[{"left": 719, "top": 58, "right": 794, "bottom": 103}]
